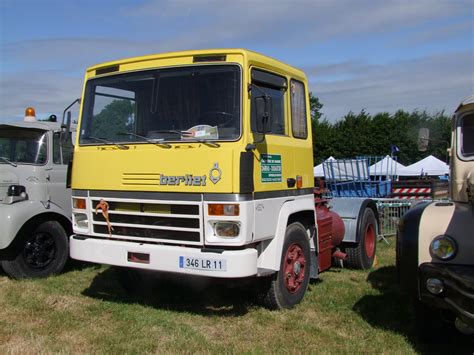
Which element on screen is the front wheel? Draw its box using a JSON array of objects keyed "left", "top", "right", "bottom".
[
  {"left": 346, "top": 207, "right": 377, "bottom": 269},
  {"left": 1, "top": 220, "right": 69, "bottom": 279},
  {"left": 259, "top": 222, "right": 311, "bottom": 310}
]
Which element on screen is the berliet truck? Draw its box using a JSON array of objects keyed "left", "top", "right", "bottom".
[
  {"left": 0, "top": 108, "right": 74, "bottom": 278},
  {"left": 69, "top": 49, "right": 379, "bottom": 309},
  {"left": 397, "top": 95, "right": 474, "bottom": 336}
]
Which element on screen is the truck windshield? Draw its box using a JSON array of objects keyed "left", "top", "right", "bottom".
[
  {"left": 79, "top": 65, "right": 241, "bottom": 145},
  {"left": 461, "top": 113, "right": 474, "bottom": 157},
  {"left": 0, "top": 127, "right": 48, "bottom": 165}
]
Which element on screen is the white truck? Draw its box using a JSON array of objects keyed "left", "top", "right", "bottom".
[
  {"left": 0, "top": 106, "right": 76, "bottom": 278},
  {"left": 397, "top": 95, "right": 474, "bottom": 337}
]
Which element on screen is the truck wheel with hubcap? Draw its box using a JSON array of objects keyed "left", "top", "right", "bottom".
[
  {"left": 260, "top": 222, "right": 311, "bottom": 310},
  {"left": 346, "top": 208, "right": 377, "bottom": 270},
  {"left": 1, "top": 220, "right": 69, "bottom": 279}
]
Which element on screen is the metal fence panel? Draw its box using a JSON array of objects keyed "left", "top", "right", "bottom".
[
  {"left": 376, "top": 199, "right": 429, "bottom": 239},
  {"left": 323, "top": 156, "right": 398, "bottom": 198}
]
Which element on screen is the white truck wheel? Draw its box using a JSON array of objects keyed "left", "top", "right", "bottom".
[{"left": 1, "top": 220, "right": 68, "bottom": 279}]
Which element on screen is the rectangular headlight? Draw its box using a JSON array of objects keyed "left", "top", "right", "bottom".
[
  {"left": 213, "top": 221, "right": 240, "bottom": 238},
  {"left": 74, "top": 213, "right": 89, "bottom": 229}
]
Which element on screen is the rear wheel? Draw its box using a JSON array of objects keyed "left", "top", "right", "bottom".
[
  {"left": 1, "top": 221, "right": 69, "bottom": 279},
  {"left": 346, "top": 208, "right": 377, "bottom": 269},
  {"left": 259, "top": 222, "right": 311, "bottom": 310}
]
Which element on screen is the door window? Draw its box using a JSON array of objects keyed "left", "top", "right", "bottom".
[
  {"left": 250, "top": 69, "right": 287, "bottom": 135},
  {"left": 290, "top": 80, "right": 307, "bottom": 139}
]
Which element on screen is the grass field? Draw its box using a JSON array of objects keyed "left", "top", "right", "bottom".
[{"left": 1, "top": 240, "right": 472, "bottom": 353}]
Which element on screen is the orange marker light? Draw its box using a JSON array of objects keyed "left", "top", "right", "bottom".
[
  {"left": 25, "top": 107, "right": 36, "bottom": 117},
  {"left": 296, "top": 175, "right": 303, "bottom": 189},
  {"left": 24, "top": 107, "right": 36, "bottom": 122}
]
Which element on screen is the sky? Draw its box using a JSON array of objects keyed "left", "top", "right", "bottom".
[{"left": 0, "top": 0, "right": 472, "bottom": 123}]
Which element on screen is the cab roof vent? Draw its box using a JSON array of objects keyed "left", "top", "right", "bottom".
[
  {"left": 96, "top": 65, "right": 120, "bottom": 75},
  {"left": 193, "top": 55, "right": 226, "bottom": 63}
]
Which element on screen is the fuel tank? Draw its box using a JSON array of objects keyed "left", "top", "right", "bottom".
[{"left": 316, "top": 203, "right": 345, "bottom": 272}]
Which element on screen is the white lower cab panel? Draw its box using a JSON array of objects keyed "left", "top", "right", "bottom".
[{"left": 70, "top": 235, "right": 257, "bottom": 278}]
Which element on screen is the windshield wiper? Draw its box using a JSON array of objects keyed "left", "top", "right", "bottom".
[
  {"left": 154, "top": 130, "right": 220, "bottom": 148},
  {"left": 116, "top": 132, "right": 172, "bottom": 149},
  {"left": 86, "top": 136, "right": 129, "bottom": 150},
  {"left": 0, "top": 156, "right": 17, "bottom": 167}
]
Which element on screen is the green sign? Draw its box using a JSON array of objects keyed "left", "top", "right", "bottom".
[{"left": 261, "top": 154, "right": 282, "bottom": 182}]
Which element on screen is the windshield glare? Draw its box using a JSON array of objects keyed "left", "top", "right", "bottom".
[
  {"left": 79, "top": 65, "right": 241, "bottom": 145},
  {"left": 0, "top": 127, "right": 48, "bottom": 165}
]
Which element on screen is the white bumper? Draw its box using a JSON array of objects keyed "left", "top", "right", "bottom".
[{"left": 70, "top": 235, "right": 258, "bottom": 278}]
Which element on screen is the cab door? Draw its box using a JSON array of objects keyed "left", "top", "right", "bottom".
[
  {"left": 250, "top": 68, "right": 296, "bottom": 241},
  {"left": 48, "top": 132, "right": 72, "bottom": 215}
]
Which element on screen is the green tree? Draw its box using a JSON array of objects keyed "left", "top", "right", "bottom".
[
  {"left": 92, "top": 99, "right": 135, "bottom": 139},
  {"left": 309, "top": 92, "right": 323, "bottom": 122}
]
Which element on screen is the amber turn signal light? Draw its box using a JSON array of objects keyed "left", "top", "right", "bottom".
[
  {"left": 208, "top": 204, "right": 240, "bottom": 216},
  {"left": 73, "top": 198, "right": 86, "bottom": 209}
]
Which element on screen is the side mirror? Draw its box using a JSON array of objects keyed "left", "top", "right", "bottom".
[
  {"left": 61, "top": 111, "right": 72, "bottom": 144},
  {"left": 255, "top": 95, "right": 272, "bottom": 133},
  {"left": 418, "top": 128, "right": 429, "bottom": 152}
]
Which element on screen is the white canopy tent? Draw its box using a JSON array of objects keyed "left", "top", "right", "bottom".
[
  {"left": 369, "top": 155, "right": 405, "bottom": 176},
  {"left": 313, "top": 156, "right": 335, "bottom": 177},
  {"left": 398, "top": 155, "right": 449, "bottom": 176}
]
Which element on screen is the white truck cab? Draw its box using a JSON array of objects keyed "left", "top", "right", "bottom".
[
  {"left": 397, "top": 95, "right": 474, "bottom": 338},
  {"left": 0, "top": 108, "right": 75, "bottom": 278}
]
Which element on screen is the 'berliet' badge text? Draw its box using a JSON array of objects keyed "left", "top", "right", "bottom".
[
  {"left": 160, "top": 174, "right": 206, "bottom": 186},
  {"left": 159, "top": 163, "right": 222, "bottom": 186}
]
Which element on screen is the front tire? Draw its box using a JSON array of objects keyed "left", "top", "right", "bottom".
[
  {"left": 346, "top": 208, "right": 377, "bottom": 269},
  {"left": 260, "top": 222, "right": 311, "bottom": 310},
  {"left": 1, "top": 220, "right": 69, "bottom": 279}
]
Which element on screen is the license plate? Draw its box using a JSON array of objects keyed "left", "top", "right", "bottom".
[{"left": 179, "top": 256, "right": 227, "bottom": 271}]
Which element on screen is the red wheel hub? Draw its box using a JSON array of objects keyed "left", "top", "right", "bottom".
[
  {"left": 283, "top": 243, "right": 306, "bottom": 293},
  {"left": 364, "top": 223, "right": 376, "bottom": 258}
]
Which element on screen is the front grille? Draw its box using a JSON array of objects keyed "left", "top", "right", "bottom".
[
  {"left": 93, "top": 225, "right": 200, "bottom": 242},
  {"left": 90, "top": 198, "right": 202, "bottom": 245},
  {"left": 93, "top": 213, "right": 200, "bottom": 228}
]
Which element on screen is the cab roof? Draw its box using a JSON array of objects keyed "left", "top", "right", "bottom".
[
  {"left": 0, "top": 120, "right": 62, "bottom": 131},
  {"left": 456, "top": 94, "right": 474, "bottom": 112},
  {"left": 87, "top": 48, "right": 306, "bottom": 80}
]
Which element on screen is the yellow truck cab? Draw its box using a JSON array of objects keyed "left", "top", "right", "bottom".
[{"left": 70, "top": 49, "right": 376, "bottom": 308}]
